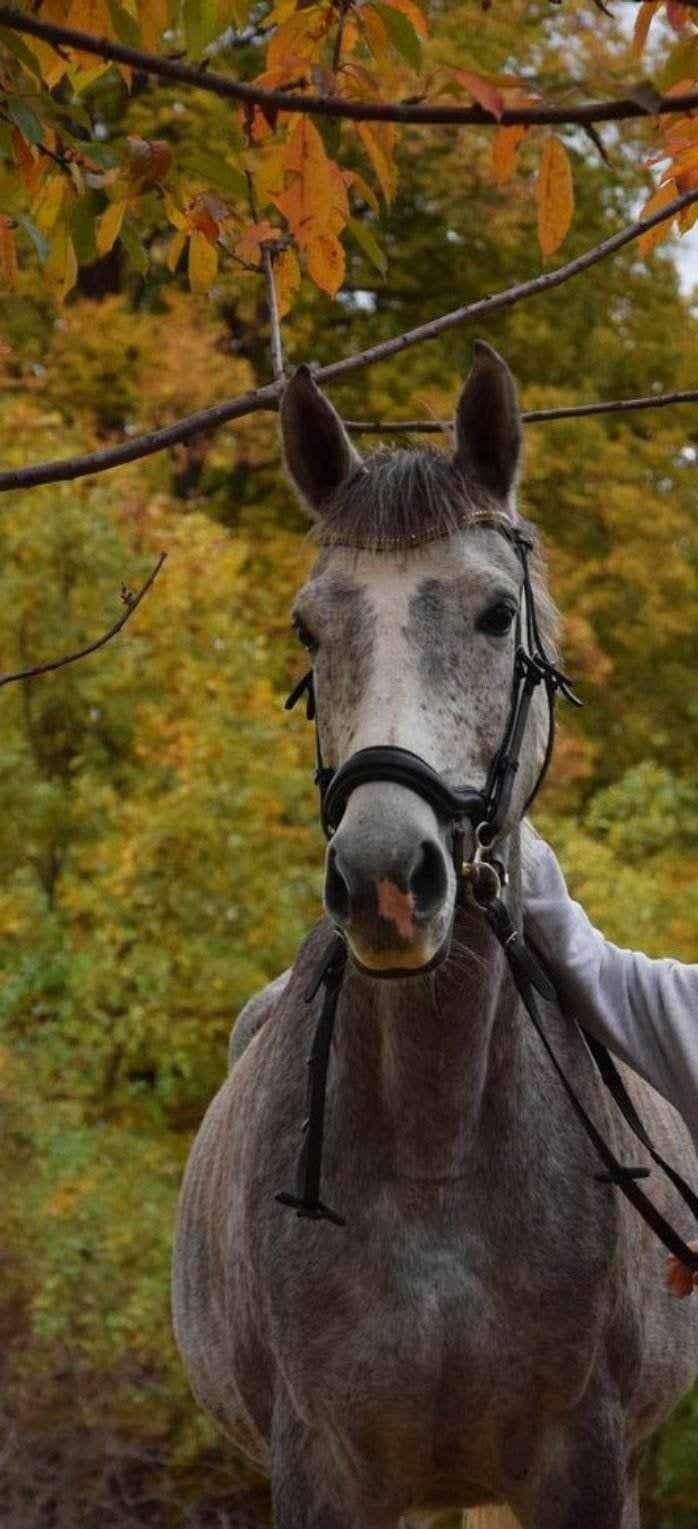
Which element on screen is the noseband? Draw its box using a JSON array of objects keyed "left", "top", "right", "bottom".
[{"left": 277, "top": 511, "right": 698, "bottom": 1274}]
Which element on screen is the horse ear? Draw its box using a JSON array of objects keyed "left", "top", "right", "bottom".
[
  {"left": 453, "top": 341, "right": 522, "bottom": 501},
  {"left": 280, "top": 365, "right": 361, "bottom": 516}
]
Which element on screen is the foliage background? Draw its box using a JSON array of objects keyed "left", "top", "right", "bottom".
[{"left": 1, "top": 4, "right": 697, "bottom": 1527}]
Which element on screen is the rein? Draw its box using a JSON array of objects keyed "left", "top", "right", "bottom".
[{"left": 276, "top": 515, "right": 698, "bottom": 1272}]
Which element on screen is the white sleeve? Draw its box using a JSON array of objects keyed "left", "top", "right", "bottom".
[{"left": 522, "top": 831, "right": 698, "bottom": 1155}]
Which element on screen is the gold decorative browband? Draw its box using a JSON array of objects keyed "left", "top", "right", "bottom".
[{"left": 315, "top": 508, "right": 518, "bottom": 554}]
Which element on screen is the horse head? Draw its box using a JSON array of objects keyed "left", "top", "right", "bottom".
[{"left": 281, "top": 343, "right": 559, "bottom": 975}]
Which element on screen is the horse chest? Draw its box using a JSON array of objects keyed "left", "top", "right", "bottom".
[{"left": 272, "top": 1186, "right": 604, "bottom": 1438}]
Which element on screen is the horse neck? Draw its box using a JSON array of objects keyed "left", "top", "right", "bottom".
[{"left": 333, "top": 832, "right": 526, "bottom": 1181}]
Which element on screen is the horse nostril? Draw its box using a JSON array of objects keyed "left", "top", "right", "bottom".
[
  {"left": 325, "top": 845, "right": 351, "bottom": 924},
  {"left": 409, "top": 840, "right": 448, "bottom": 918}
]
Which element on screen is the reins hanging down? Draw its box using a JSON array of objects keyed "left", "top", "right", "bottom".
[{"left": 279, "top": 514, "right": 698, "bottom": 1271}]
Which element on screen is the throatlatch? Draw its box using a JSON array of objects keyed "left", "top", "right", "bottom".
[{"left": 278, "top": 514, "right": 698, "bottom": 1272}]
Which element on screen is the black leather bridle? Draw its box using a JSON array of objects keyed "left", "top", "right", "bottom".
[{"left": 277, "top": 513, "right": 698, "bottom": 1273}]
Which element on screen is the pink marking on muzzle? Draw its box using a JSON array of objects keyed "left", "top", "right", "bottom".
[{"left": 376, "top": 879, "right": 417, "bottom": 941}]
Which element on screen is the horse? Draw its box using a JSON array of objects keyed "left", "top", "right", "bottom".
[{"left": 173, "top": 343, "right": 698, "bottom": 1528}]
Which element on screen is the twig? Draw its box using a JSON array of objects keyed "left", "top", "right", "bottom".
[
  {"left": 3, "top": 7, "right": 698, "bottom": 127},
  {"left": 262, "top": 246, "right": 285, "bottom": 381},
  {"left": 0, "top": 187, "right": 696, "bottom": 494},
  {"left": 343, "top": 388, "right": 698, "bottom": 431},
  {"left": 0, "top": 552, "right": 166, "bottom": 688}
]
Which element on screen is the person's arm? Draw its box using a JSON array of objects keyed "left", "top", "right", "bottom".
[{"left": 522, "top": 830, "right": 698, "bottom": 1158}]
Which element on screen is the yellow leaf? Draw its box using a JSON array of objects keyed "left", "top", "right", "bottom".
[
  {"left": 356, "top": 121, "right": 397, "bottom": 204},
  {"left": 167, "top": 229, "right": 187, "bottom": 271},
  {"left": 272, "top": 246, "right": 300, "bottom": 317},
  {"left": 267, "top": 7, "right": 330, "bottom": 73},
  {"left": 679, "top": 198, "right": 698, "bottom": 232},
  {"left": 44, "top": 225, "right": 78, "bottom": 301},
  {"left": 307, "top": 232, "right": 345, "bottom": 297},
  {"left": 163, "top": 191, "right": 189, "bottom": 231},
  {"left": 96, "top": 197, "right": 126, "bottom": 256},
  {"left": 31, "top": 172, "right": 67, "bottom": 234},
  {"left": 359, "top": 4, "right": 391, "bottom": 67},
  {"left": 188, "top": 229, "right": 219, "bottom": 291},
  {"left": 0, "top": 217, "right": 18, "bottom": 289},
  {"left": 492, "top": 124, "right": 527, "bottom": 185},
  {"left": 536, "top": 136, "right": 574, "bottom": 257},
  {"left": 632, "top": 1, "right": 661, "bottom": 59},
  {"left": 638, "top": 180, "right": 679, "bottom": 253}
]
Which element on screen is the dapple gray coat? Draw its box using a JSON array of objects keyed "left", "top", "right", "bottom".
[{"left": 173, "top": 346, "right": 698, "bottom": 1528}]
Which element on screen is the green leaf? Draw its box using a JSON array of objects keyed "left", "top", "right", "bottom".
[
  {"left": 183, "top": 0, "right": 219, "bottom": 57},
  {"left": 0, "top": 27, "right": 44, "bottom": 80},
  {"left": 106, "top": 0, "right": 142, "bottom": 48},
  {"left": 15, "top": 214, "right": 48, "bottom": 262},
  {"left": 182, "top": 147, "right": 246, "bottom": 199},
  {"left": 120, "top": 218, "right": 148, "bottom": 275},
  {"left": 347, "top": 216, "right": 387, "bottom": 276},
  {"left": 7, "top": 98, "right": 43, "bottom": 147},
  {"left": 69, "top": 191, "right": 100, "bottom": 264},
  {"left": 369, "top": 1, "right": 421, "bottom": 70}
]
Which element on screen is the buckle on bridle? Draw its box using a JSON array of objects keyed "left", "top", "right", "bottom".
[{"left": 461, "top": 822, "right": 508, "bottom": 907}]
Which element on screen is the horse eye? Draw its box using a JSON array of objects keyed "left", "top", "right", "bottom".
[
  {"left": 292, "top": 616, "right": 318, "bottom": 653},
  {"left": 476, "top": 600, "right": 517, "bottom": 637}
]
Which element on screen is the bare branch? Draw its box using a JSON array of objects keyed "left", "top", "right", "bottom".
[
  {"left": 0, "top": 552, "right": 166, "bottom": 688},
  {"left": 2, "top": 6, "right": 698, "bottom": 127},
  {"left": 262, "top": 247, "right": 286, "bottom": 382},
  {"left": 0, "top": 187, "right": 696, "bottom": 495},
  {"left": 344, "top": 388, "right": 698, "bottom": 432}
]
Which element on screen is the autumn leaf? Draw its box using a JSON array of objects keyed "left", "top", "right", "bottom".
[
  {"left": 235, "top": 220, "right": 280, "bottom": 265},
  {"left": 632, "top": 1, "right": 661, "bottom": 59},
  {"left": 536, "top": 136, "right": 574, "bottom": 257},
  {"left": 275, "top": 117, "right": 349, "bottom": 247},
  {"left": 369, "top": 1, "right": 422, "bottom": 71},
  {"left": 0, "top": 217, "right": 18, "bottom": 289},
  {"left": 306, "top": 232, "right": 345, "bottom": 296},
  {"left": 96, "top": 198, "right": 127, "bottom": 256},
  {"left": 666, "top": 1, "right": 689, "bottom": 32},
  {"left": 454, "top": 69, "right": 504, "bottom": 120},
  {"left": 137, "top": 0, "right": 169, "bottom": 53},
  {"left": 188, "top": 229, "right": 219, "bottom": 291},
  {"left": 492, "top": 124, "right": 527, "bottom": 184},
  {"left": 638, "top": 180, "right": 680, "bottom": 252},
  {"left": 272, "top": 246, "right": 301, "bottom": 317},
  {"left": 379, "top": 0, "right": 428, "bottom": 39},
  {"left": 356, "top": 121, "right": 397, "bottom": 204},
  {"left": 124, "top": 137, "right": 172, "bottom": 189},
  {"left": 167, "top": 229, "right": 187, "bottom": 272}
]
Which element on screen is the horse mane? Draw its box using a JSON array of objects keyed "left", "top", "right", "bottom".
[{"left": 313, "top": 445, "right": 561, "bottom": 658}]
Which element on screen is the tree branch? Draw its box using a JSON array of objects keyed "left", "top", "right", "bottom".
[
  {"left": 0, "top": 187, "right": 696, "bottom": 494},
  {"left": 262, "top": 246, "right": 286, "bottom": 382},
  {"left": 2, "top": 7, "right": 698, "bottom": 127},
  {"left": 344, "top": 388, "right": 698, "bottom": 432},
  {"left": 0, "top": 552, "right": 166, "bottom": 688}
]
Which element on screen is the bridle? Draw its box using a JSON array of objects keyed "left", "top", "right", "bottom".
[
  {"left": 276, "top": 511, "right": 698, "bottom": 1272},
  {"left": 285, "top": 512, "right": 579, "bottom": 872}
]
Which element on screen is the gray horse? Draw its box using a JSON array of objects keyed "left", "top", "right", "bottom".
[{"left": 173, "top": 344, "right": 698, "bottom": 1529}]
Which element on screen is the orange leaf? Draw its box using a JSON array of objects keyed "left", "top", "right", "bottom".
[
  {"left": 359, "top": 5, "right": 391, "bottom": 67},
  {"left": 138, "top": 0, "right": 169, "bottom": 52},
  {"left": 454, "top": 69, "right": 504, "bottom": 120},
  {"left": 632, "top": 1, "right": 661, "bottom": 59},
  {"left": 266, "top": 7, "right": 332, "bottom": 74},
  {"left": 536, "top": 136, "right": 574, "bottom": 257},
  {"left": 307, "top": 232, "right": 345, "bottom": 296},
  {"left": 273, "top": 246, "right": 301, "bottom": 317},
  {"left": 492, "top": 124, "right": 527, "bottom": 185},
  {"left": 188, "top": 193, "right": 228, "bottom": 242},
  {"left": 124, "top": 137, "right": 172, "bottom": 187},
  {"left": 11, "top": 128, "right": 43, "bottom": 195},
  {"left": 275, "top": 117, "right": 349, "bottom": 246},
  {"left": 638, "top": 180, "right": 679, "bottom": 253},
  {"left": 356, "top": 121, "right": 397, "bottom": 204},
  {"left": 0, "top": 217, "right": 18, "bottom": 289},
  {"left": 235, "top": 220, "right": 279, "bottom": 265},
  {"left": 666, "top": 1, "right": 689, "bottom": 32}
]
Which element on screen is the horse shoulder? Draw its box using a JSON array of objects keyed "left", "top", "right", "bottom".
[{"left": 228, "top": 968, "right": 292, "bottom": 1070}]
